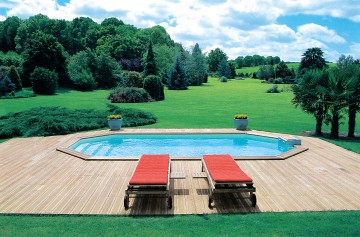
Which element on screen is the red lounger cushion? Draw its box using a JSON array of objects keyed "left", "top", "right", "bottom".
[
  {"left": 129, "top": 154, "right": 170, "bottom": 185},
  {"left": 203, "top": 154, "right": 253, "bottom": 183}
]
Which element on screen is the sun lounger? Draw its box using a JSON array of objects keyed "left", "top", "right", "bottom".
[
  {"left": 202, "top": 154, "right": 256, "bottom": 208},
  {"left": 124, "top": 154, "right": 172, "bottom": 209}
]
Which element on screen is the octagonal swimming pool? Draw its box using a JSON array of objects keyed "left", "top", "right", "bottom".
[{"left": 70, "top": 134, "right": 294, "bottom": 157}]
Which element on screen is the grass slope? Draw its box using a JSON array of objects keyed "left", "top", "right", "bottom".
[{"left": 1, "top": 211, "right": 359, "bottom": 236}]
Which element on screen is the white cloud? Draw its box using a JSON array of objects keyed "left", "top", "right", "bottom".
[
  {"left": 349, "top": 43, "right": 360, "bottom": 56},
  {"left": 1, "top": 0, "right": 359, "bottom": 61},
  {"left": 297, "top": 23, "right": 346, "bottom": 44}
]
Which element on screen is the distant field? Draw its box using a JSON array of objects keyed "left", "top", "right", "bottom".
[{"left": 236, "top": 62, "right": 335, "bottom": 75}]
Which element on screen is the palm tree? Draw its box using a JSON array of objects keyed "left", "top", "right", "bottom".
[
  {"left": 292, "top": 69, "right": 329, "bottom": 136},
  {"left": 317, "top": 68, "right": 356, "bottom": 139}
]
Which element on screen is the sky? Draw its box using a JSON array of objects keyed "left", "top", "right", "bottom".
[{"left": 0, "top": 0, "right": 360, "bottom": 62}]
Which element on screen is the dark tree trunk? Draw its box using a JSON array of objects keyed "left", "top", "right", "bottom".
[
  {"left": 330, "top": 109, "right": 340, "bottom": 139},
  {"left": 315, "top": 116, "right": 323, "bottom": 136},
  {"left": 348, "top": 104, "right": 357, "bottom": 138}
]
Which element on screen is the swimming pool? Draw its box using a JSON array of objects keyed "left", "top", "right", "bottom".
[{"left": 70, "top": 134, "right": 294, "bottom": 157}]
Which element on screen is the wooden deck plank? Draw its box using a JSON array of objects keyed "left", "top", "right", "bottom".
[{"left": 0, "top": 129, "right": 359, "bottom": 215}]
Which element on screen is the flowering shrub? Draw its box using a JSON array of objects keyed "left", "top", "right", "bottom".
[
  {"left": 108, "top": 87, "right": 154, "bottom": 103},
  {"left": 107, "top": 114, "right": 122, "bottom": 119},
  {"left": 234, "top": 114, "right": 248, "bottom": 119}
]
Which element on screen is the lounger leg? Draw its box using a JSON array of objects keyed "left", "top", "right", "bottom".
[
  {"left": 251, "top": 193, "right": 257, "bottom": 207},
  {"left": 208, "top": 197, "right": 214, "bottom": 208},
  {"left": 124, "top": 194, "right": 129, "bottom": 210},
  {"left": 167, "top": 196, "right": 173, "bottom": 209}
]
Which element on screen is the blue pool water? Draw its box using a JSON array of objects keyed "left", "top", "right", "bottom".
[{"left": 70, "top": 134, "right": 294, "bottom": 157}]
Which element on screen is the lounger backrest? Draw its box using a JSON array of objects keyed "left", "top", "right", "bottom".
[
  {"left": 203, "top": 154, "right": 253, "bottom": 183},
  {"left": 129, "top": 154, "right": 170, "bottom": 185}
]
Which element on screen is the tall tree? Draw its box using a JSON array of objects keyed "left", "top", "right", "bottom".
[
  {"left": 292, "top": 69, "right": 330, "bottom": 136},
  {"left": 21, "top": 31, "right": 68, "bottom": 87},
  {"left": 7, "top": 65, "right": 22, "bottom": 91},
  {"left": 275, "top": 61, "right": 291, "bottom": 78},
  {"left": 143, "top": 41, "right": 158, "bottom": 77},
  {"left": 299, "top": 47, "right": 327, "bottom": 75},
  {"left": 207, "top": 48, "right": 228, "bottom": 72},
  {"left": 317, "top": 68, "right": 356, "bottom": 139},
  {"left": 187, "top": 43, "right": 207, "bottom": 86},
  {"left": 216, "top": 59, "right": 231, "bottom": 78},
  {"left": 166, "top": 54, "right": 188, "bottom": 90},
  {"left": 0, "top": 16, "right": 22, "bottom": 52}
]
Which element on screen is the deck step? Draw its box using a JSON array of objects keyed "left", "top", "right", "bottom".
[{"left": 171, "top": 172, "right": 186, "bottom": 179}]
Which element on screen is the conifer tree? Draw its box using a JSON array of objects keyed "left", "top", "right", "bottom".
[
  {"left": 7, "top": 65, "right": 22, "bottom": 91},
  {"left": 143, "top": 41, "right": 157, "bottom": 77},
  {"left": 166, "top": 55, "right": 188, "bottom": 90}
]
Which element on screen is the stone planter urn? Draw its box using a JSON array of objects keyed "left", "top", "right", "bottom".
[
  {"left": 234, "top": 114, "right": 248, "bottom": 130},
  {"left": 107, "top": 114, "right": 123, "bottom": 131}
]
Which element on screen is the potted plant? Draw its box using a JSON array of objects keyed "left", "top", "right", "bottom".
[
  {"left": 234, "top": 114, "right": 248, "bottom": 130},
  {"left": 107, "top": 114, "right": 123, "bottom": 130}
]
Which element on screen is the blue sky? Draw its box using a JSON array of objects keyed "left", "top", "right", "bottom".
[{"left": 1, "top": 0, "right": 359, "bottom": 62}]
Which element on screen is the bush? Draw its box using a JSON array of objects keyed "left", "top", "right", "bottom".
[
  {"left": 30, "top": 67, "right": 58, "bottom": 95},
  {"left": 0, "top": 89, "right": 35, "bottom": 99},
  {"left": 0, "top": 106, "right": 157, "bottom": 139},
  {"left": 143, "top": 75, "right": 165, "bottom": 101},
  {"left": 274, "top": 78, "right": 284, "bottom": 84},
  {"left": 108, "top": 87, "right": 154, "bottom": 103},
  {"left": 266, "top": 85, "right": 280, "bottom": 93},
  {"left": 0, "top": 76, "right": 15, "bottom": 96},
  {"left": 117, "top": 71, "right": 144, "bottom": 88},
  {"left": 7, "top": 66, "right": 22, "bottom": 91},
  {"left": 220, "top": 76, "right": 228, "bottom": 82},
  {"left": 69, "top": 68, "right": 97, "bottom": 91}
]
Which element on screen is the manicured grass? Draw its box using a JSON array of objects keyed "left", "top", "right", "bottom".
[
  {"left": 1, "top": 77, "right": 359, "bottom": 152},
  {"left": 1, "top": 211, "right": 359, "bottom": 236}
]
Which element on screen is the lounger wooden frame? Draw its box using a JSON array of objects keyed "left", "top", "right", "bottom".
[
  {"left": 201, "top": 157, "right": 256, "bottom": 208},
  {"left": 124, "top": 158, "right": 172, "bottom": 209}
]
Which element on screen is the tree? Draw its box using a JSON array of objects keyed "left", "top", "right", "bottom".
[
  {"left": 229, "top": 62, "right": 236, "bottom": 79},
  {"left": 94, "top": 53, "right": 119, "bottom": 89},
  {"left": 0, "top": 76, "right": 15, "bottom": 96},
  {"left": 187, "top": 43, "right": 207, "bottom": 86},
  {"left": 207, "top": 48, "right": 228, "bottom": 72},
  {"left": 292, "top": 69, "right": 330, "bottom": 136},
  {"left": 142, "top": 41, "right": 158, "bottom": 76},
  {"left": 143, "top": 75, "right": 164, "bottom": 101},
  {"left": 317, "top": 68, "right": 356, "bottom": 139},
  {"left": 216, "top": 59, "right": 231, "bottom": 78},
  {"left": 0, "top": 16, "right": 22, "bottom": 52},
  {"left": 235, "top": 56, "right": 244, "bottom": 68},
  {"left": 166, "top": 55, "right": 188, "bottom": 90},
  {"left": 67, "top": 50, "right": 97, "bottom": 91},
  {"left": 335, "top": 57, "right": 360, "bottom": 138},
  {"left": 299, "top": 47, "right": 327, "bottom": 75},
  {"left": 275, "top": 61, "right": 291, "bottom": 79},
  {"left": 7, "top": 65, "right": 22, "bottom": 91},
  {"left": 244, "top": 55, "right": 254, "bottom": 67},
  {"left": 21, "top": 31, "right": 68, "bottom": 87},
  {"left": 257, "top": 65, "right": 274, "bottom": 80},
  {"left": 30, "top": 67, "right": 58, "bottom": 95}
]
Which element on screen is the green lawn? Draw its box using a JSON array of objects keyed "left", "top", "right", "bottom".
[
  {"left": 1, "top": 77, "right": 359, "bottom": 152},
  {"left": 1, "top": 211, "right": 360, "bottom": 236}
]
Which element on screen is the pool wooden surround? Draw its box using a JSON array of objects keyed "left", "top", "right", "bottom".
[{"left": 0, "top": 129, "right": 359, "bottom": 215}]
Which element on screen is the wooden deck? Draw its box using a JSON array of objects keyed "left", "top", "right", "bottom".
[{"left": 0, "top": 129, "right": 359, "bottom": 215}]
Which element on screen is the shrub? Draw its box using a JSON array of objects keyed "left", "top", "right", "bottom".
[
  {"left": 108, "top": 87, "right": 154, "bottom": 103},
  {"left": 0, "top": 89, "right": 35, "bottom": 99},
  {"left": 69, "top": 68, "right": 97, "bottom": 91},
  {"left": 266, "top": 85, "right": 280, "bottom": 93},
  {"left": 0, "top": 76, "right": 16, "bottom": 96},
  {"left": 0, "top": 106, "right": 157, "bottom": 139},
  {"left": 220, "top": 76, "right": 228, "bottom": 82},
  {"left": 274, "top": 78, "right": 284, "bottom": 84},
  {"left": 143, "top": 75, "right": 165, "bottom": 101},
  {"left": 117, "top": 71, "right": 144, "bottom": 88},
  {"left": 30, "top": 67, "right": 58, "bottom": 95},
  {"left": 7, "top": 65, "right": 22, "bottom": 91}
]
